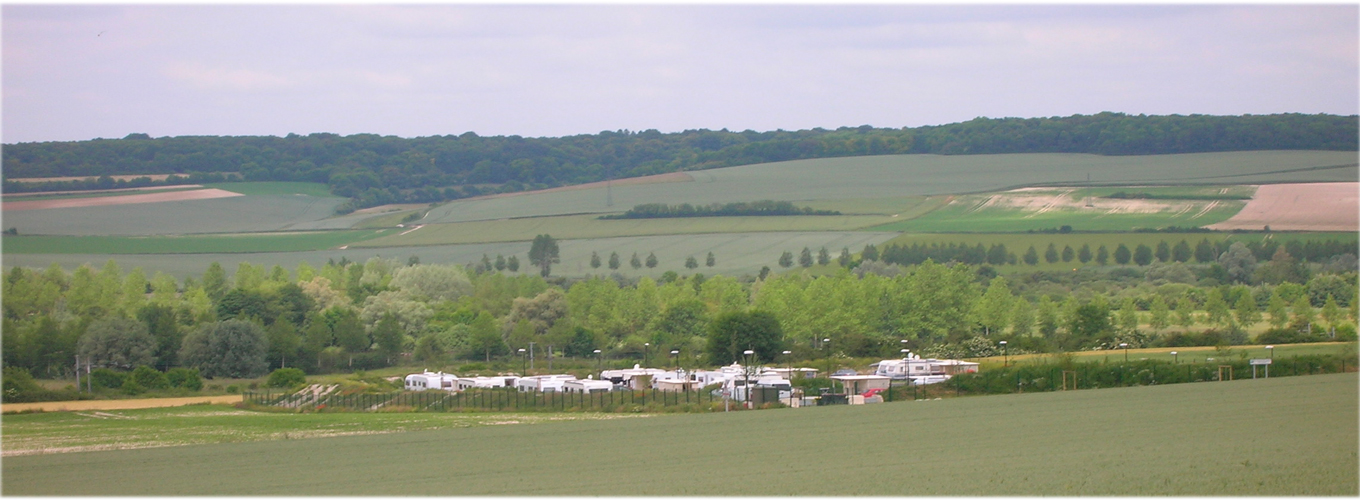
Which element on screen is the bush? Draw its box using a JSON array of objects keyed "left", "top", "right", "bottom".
[
  {"left": 166, "top": 367, "right": 203, "bottom": 391},
  {"left": 225, "top": 384, "right": 241, "bottom": 394},
  {"left": 1254, "top": 328, "right": 1329, "bottom": 345},
  {"left": 267, "top": 368, "right": 307, "bottom": 388},
  {"left": 130, "top": 366, "right": 170, "bottom": 391},
  {"left": 3, "top": 367, "right": 48, "bottom": 403},
  {"left": 120, "top": 377, "right": 145, "bottom": 395},
  {"left": 90, "top": 368, "right": 126, "bottom": 389}
]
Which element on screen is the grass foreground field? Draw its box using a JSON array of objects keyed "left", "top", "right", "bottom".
[{"left": 4, "top": 373, "right": 1354, "bottom": 495}]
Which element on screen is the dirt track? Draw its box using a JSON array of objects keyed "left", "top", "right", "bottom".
[
  {"left": 3, "top": 395, "right": 243, "bottom": 413},
  {"left": 1207, "top": 182, "right": 1358, "bottom": 231}
]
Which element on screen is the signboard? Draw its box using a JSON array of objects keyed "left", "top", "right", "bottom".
[{"left": 1249, "top": 358, "right": 1272, "bottom": 365}]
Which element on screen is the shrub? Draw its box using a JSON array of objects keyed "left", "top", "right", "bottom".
[
  {"left": 2, "top": 367, "right": 47, "bottom": 403},
  {"left": 225, "top": 384, "right": 241, "bottom": 394},
  {"left": 90, "top": 368, "right": 126, "bottom": 389},
  {"left": 267, "top": 368, "right": 307, "bottom": 388},
  {"left": 130, "top": 366, "right": 170, "bottom": 391},
  {"left": 1254, "top": 328, "right": 1329, "bottom": 345},
  {"left": 120, "top": 377, "right": 145, "bottom": 395},
  {"left": 166, "top": 367, "right": 203, "bottom": 391}
]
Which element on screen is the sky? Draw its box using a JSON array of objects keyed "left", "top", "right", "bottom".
[{"left": 2, "top": 4, "right": 1357, "bottom": 144}]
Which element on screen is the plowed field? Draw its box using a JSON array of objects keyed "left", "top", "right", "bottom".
[{"left": 1207, "top": 182, "right": 1358, "bottom": 231}]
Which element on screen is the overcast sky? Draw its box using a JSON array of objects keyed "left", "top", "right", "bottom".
[{"left": 3, "top": 4, "right": 1356, "bottom": 144}]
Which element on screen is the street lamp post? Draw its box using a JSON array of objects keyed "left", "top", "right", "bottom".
[
  {"left": 1119, "top": 343, "right": 1129, "bottom": 362},
  {"left": 594, "top": 349, "right": 602, "bottom": 370},
  {"left": 822, "top": 338, "right": 834, "bottom": 393},
  {"left": 671, "top": 350, "right": 680, "bottom": 372},
  {"left": 743, "top": 349, "right": 756, "bottom": 408},
  {"left": 1170, "top": 351, "right": 1178, "bottom": 364},
  {"left": 1266, "top": 345, "right": 1274, "bottom": 360},
  {"left": 518, "top": 348, "right": 527, "bottom": 375},
  {"left": 999, "top": 340, "right": 1008, "bottom": 367},
  {"left": 644, "top": 342, "right": 650, "bottom": 368}
]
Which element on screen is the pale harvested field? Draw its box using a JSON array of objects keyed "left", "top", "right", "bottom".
[
  {"left": 2, "top": 395, "right": 243, "bottom": 413},
  {"left": 1207, "top": 182, "right": 1359, "bottom": 231},
  {"left": 3, "top": 188, "right": 243, "bottom": 211},
  {"left": 2, "top": 184, "right": 204, "bottom": 197}
]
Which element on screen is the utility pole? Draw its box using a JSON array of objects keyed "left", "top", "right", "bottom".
[
  {"left": 529, "top": 342, "right": 536, "bottom": 371},
  {"left": 75, "top": 355, "right": 81, "bottom": 393}
]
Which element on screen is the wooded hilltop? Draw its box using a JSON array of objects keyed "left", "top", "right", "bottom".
[{"left": 4, "top": 113, "right": 1356, "bottom": 213}]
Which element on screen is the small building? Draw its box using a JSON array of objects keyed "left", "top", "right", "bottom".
[
  {"left": 655, "top": 378, "right": 703, "bottom": 392},
  {"left": 830, "top": 375, "right": 891, "bottom": 396},
  {"left": 932, "top": 359, "right": 980, "bottom": 376},
  {"left": 457, "top": 376, "right": 519, "bottom": 390},
  {"left": 600, "top": 365, "right": 669, "bottom": 387},
  {"left": 762, "top": 367, "right": 819, "bottom": 380},
  {"left": 514, "top": 374, "right": 577, "bottom": 392},
  {"left": 563, "top": 378, "right": 614, "bottom": 394},
  {"left": 405, "top": 371, "right": 459, "bottom": 391}
]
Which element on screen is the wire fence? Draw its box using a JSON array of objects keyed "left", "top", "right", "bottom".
[
  {"left": 243, "top": 386, "right": 768, "bottom": 413},
  {"left": 244, "top": 354, "right": 1356, "bottom": 413}
]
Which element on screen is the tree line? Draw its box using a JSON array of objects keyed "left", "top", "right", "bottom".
[
  {"left": 4, "top": 239, "right": 1354, "bottom": 390},
  {"left": 5, "top": 113, "right": 1355, "bottom": 212},
  {"left": 600, "top": 200, "right": 839, "bottom": 219}
]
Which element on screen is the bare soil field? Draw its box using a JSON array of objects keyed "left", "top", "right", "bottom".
[
  {"left": 3, "top": 188, "right": 243, "bottom": 211},
  {"left": 2, "top": 395, "right": 243, "bottom": 413},
  {"left": 2, "top": 184, "right": 204, "bottom": 198},
  {"left": 970, "top": 188, "right": 1215, "bottom": 217},
  {"left": 1207, "top": 182, "right": 1359, "bottom": 231}
]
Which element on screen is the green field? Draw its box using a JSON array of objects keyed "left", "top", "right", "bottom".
[
  {"left": 355, "top": 213, "right": 897, "bottom": 247},
  {"left": 2, "top": 230, "right": 390, "bottom": 255},
  {"left": 418, "top": 151, "right": 1355, "bottom": 225},
  {"left": 3, "top": 373, "right": 1354, "bottom": 495},
  {"left": 0, "top": 405, "right": 644, "bottom": 457},
  {"left": 2, "top": 232, "right": 901, "bottom": 279}
]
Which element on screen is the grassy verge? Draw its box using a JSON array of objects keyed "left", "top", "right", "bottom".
[
  {"left": 1, "top": 230, "right": 391, "bottom": 254},
  {"left": 2, "top": 373, "right": 1353, "bottom": 495}
]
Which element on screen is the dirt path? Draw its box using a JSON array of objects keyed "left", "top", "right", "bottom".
[{"left": 3, "top": 395, "right": 243, "bottom": 413}]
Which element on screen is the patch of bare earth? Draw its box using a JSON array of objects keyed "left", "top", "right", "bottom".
[
  {"left": 2, "top": 188, "right": 243, "bottom": 211},
  {"left": 7, "top": 174, "right": 212, "bottom": 183},
  {"left": 1, "top": 395, "right": 244, "bottom": 413},
  {"left": 975, "top": 188, "right": 1201, "bottom": 216},
  {"left": 3, "top": 184, "right": 205, "bottom": 198},
  {"left": 1207, "top": 182, "right": 1359, "bottom": 232}
]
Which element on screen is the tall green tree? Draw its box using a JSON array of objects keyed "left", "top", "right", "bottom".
[
  {"left": 1114, "top": 244, "right": 1132, "bottom": 265},
  {"left": 77, "top": 317, "right": 156, "bottom": 370},
  {"left": 179, "top": 319, "right": 269, "bottom": 379},
  {"left": 528, "top": 234, "right": 561, "bottom": 277},
  {"left": 706, "top": 310, "right": 784, "bottom": 365},
  {"left": 1044, "top": 243, "right": 1060, "bottom": 264},
  {"left": 1078, "top": 243, "right": 1093, "bottom": 264}
]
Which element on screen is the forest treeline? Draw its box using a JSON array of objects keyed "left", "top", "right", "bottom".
[
  {"left": 600, "top": 200, "right": 839, "bottom": 219},
  {"left": 4, "top": 113, "right": 1356, "bottom": 212},
  {"left": 4, "top": 236, "right": 1356, "bottom": 389}
]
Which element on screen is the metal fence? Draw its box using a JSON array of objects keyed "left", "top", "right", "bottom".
[{"left": 244, "top": 387, "right": 732, "bottom": 412}]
